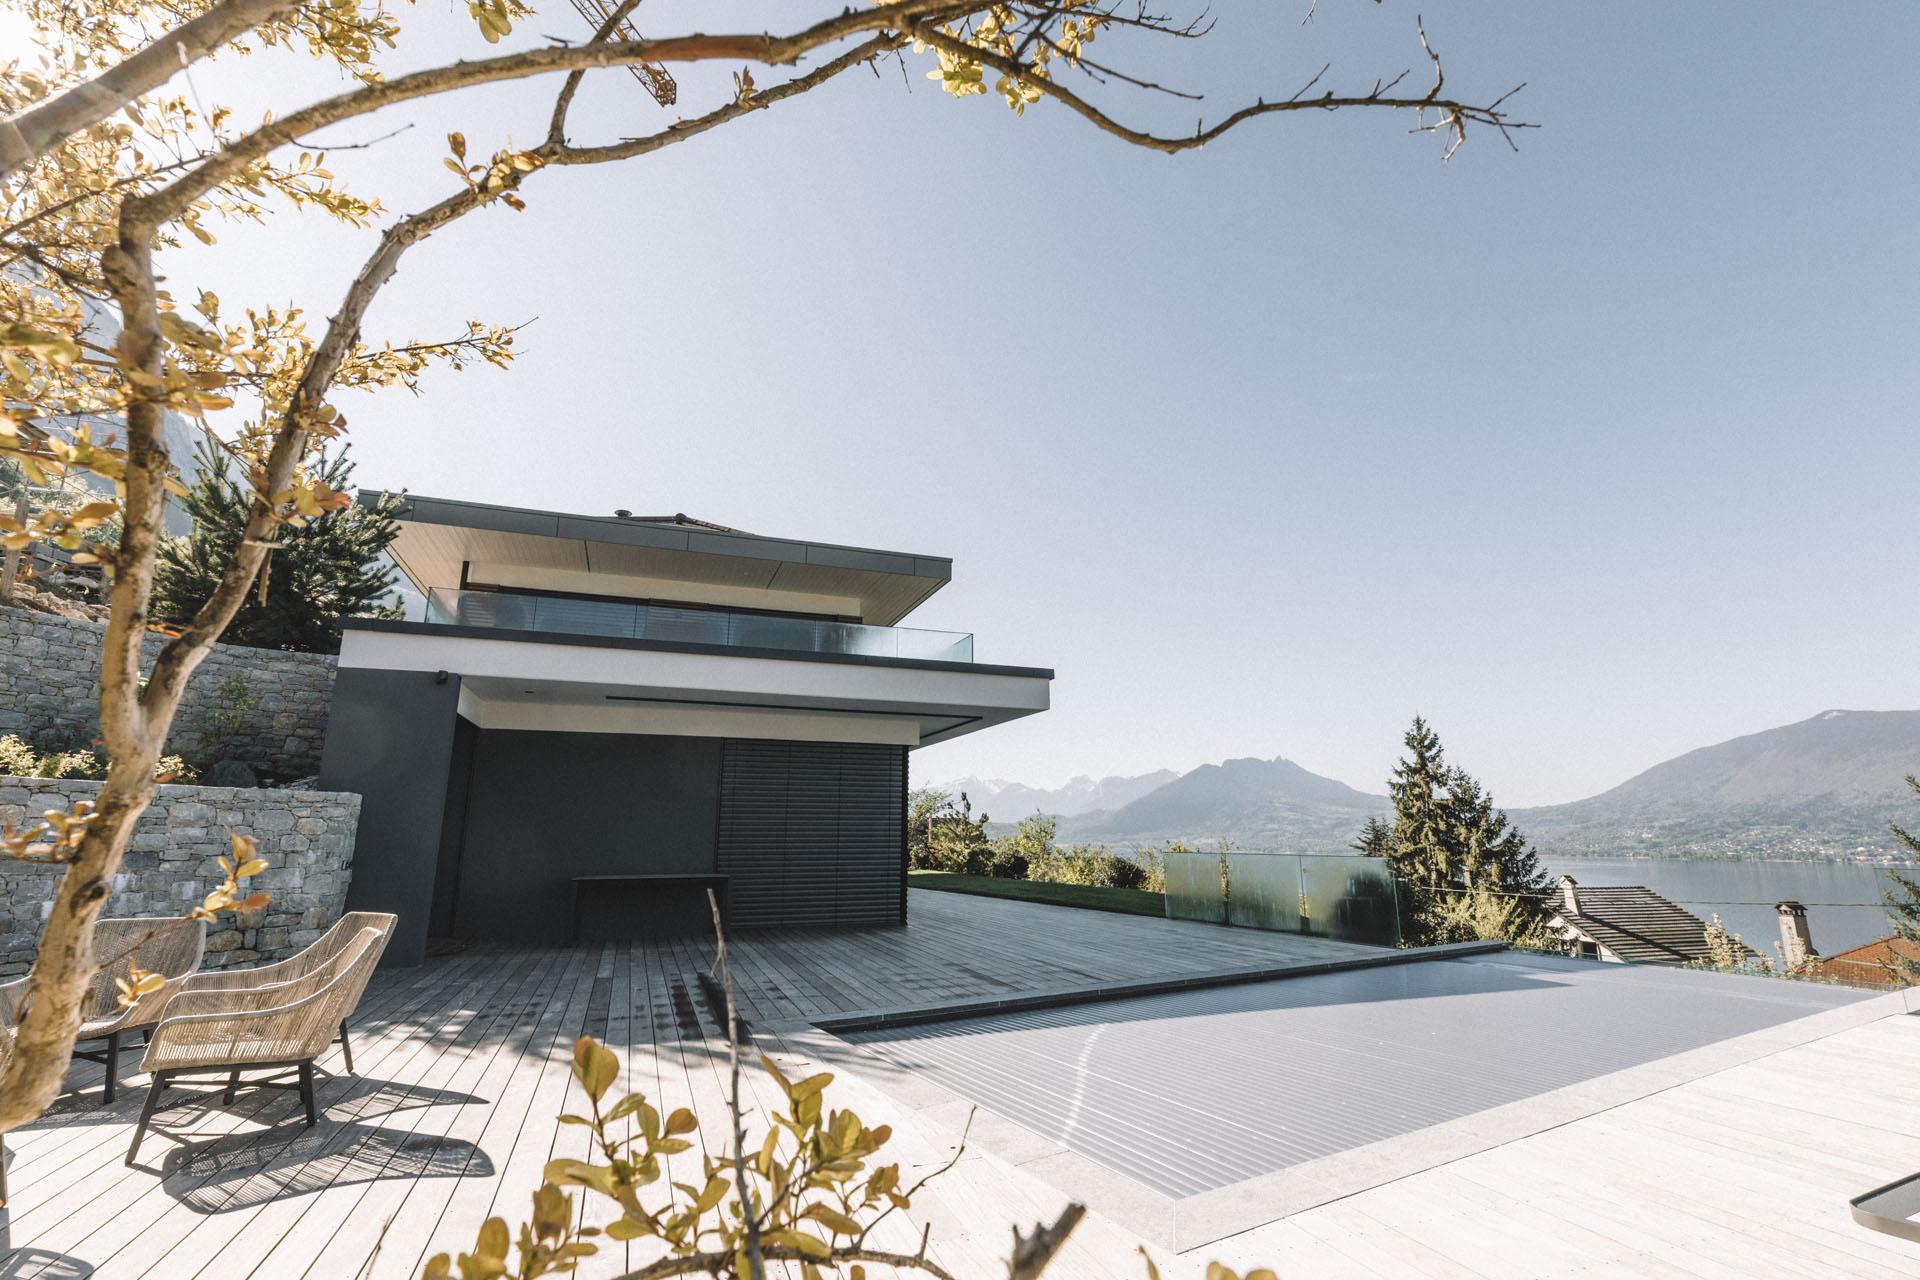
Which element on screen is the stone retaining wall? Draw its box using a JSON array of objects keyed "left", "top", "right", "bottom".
[
  {"left": 0, "top": 606, "right": 338, "bottom": 779},
  {"left": 0, "top": 777, "right": 360, "bottom": 976}
]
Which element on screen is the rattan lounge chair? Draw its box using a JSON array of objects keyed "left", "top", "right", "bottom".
[
  {"left": 0, "top": 917, "right": 207, "bottom": 1105},
  {"left": 126, "top": 922, "right": 388, "bottom": 1166},
  {"left": 170, "top": 911, "right": 395, "bottom": 1073},
  {"left": 74, "top": 917, "right": 207, "bottom": 1103}
]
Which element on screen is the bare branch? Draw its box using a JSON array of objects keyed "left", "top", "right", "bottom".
[
  {"left": 1008, "top": 1205, "right": 1086, "bottom": 1280},
  {"left": 707, "top": 888, "right": 766, "bottom": 1278},
  {"left": 911, "top": 22, "right": 1531, "bottom": 157},
  {"left": 547, "top": 0, "right": 647, "bottom": 146},
  {"left": 616, "top": 1245, "right": 962, "bottom": 1280},
  {"left": 553, "top": 33, "right": 905, "bottom": 166}
]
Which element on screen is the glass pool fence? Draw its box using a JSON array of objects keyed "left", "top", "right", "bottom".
[{"left": 1163, "top": 850, "right": 1401, "bottom": 947}]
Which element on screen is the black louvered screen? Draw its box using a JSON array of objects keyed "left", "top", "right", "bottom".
[{"left": 717, "top": 740, "right": 907, "bottom": 929}]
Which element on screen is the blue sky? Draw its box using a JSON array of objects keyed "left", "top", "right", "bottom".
[{"left": 35, "top": 1, "right": 1919, "bottom": 804}]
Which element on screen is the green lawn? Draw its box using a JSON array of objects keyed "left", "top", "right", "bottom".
[{"left": 907, "top": 871, "right": 1167, "bottom": 918}]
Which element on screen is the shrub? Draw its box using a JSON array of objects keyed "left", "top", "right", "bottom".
[
  {"left": 0, "top": 734, "right": 196, "bottom": 783},
  {"left": 908, "top": 787, "right": 992, "bottom": 872},
  {"left": 977, "top": 842, "right": 1029, "bottom": 880},
  {"left": 1030, "top": 842, "right": 1148, "bottom": 889}
]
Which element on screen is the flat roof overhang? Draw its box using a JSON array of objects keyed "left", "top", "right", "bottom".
[
  {"left": 337, "top": 618, "right": 1050, "bottom": 748},
  {"left": 366, "top": 492, "right": 953, "bottom": 625}
]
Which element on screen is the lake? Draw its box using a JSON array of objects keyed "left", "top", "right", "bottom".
[{"left": 1546, "top": 858, "right": 1905, "bottom": 959}]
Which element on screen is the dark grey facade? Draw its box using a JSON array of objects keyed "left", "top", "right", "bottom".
[
  {"left": 321, "top": 667, "right": 465, "bottom": 968},
  {"left": 322, "top": 668, "right": 909, "bottom": 965}
]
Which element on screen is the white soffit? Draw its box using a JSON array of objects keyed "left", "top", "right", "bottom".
[
  {"left": 379, "top": 495, "right": 953, "bottom": 625},
  {"left": 343, "top": 628, "right": 1048, "bottom": 747},
  {"left": 457, "top": 684, "right": 924, "bottom": 746}
]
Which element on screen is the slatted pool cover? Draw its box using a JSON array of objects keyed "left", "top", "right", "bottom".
[{"left": 839, "top": 952, "right": 1869, "bottom": 1197}]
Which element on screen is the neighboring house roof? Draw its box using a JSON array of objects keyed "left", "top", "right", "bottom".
[
  {"left": 1807, "top": 936, "right": 1920, "bottom": 989},
  {"left": 1548, "top": 884, "right": 1759, "bottom": 965}
]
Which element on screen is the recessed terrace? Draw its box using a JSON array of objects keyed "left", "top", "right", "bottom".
[{"left": 423, "top": 586, "right": 976, "bottom": 663}]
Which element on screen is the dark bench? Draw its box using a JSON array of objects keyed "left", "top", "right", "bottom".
[{"left": 571, "top": 874, "right": 729, "bottom": 941}]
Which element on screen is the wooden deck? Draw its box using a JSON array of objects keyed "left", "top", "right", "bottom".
[
  {"left": 2, "top": 889, "right": 1915, "bottom": 1279},
  {"left": 0, "top": 890, "right": 1377, "bottom": 1279}
]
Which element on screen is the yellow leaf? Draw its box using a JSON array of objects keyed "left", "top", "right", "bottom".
[
  {"left": 762, "top": 1230, "right": 832, "bottom": 1260},
  {"left": 474, "top": 1216, "right": 511, "bottom": 1264},
  {"left": 800, "top": 1205, "right": 863, "bottom": 1236},
  {"left": 572, "top": 1037, "right": 619, "bottom": 1102},
  {"left": 789, "top": 1072, "right": 833, "bottom": 1101}
]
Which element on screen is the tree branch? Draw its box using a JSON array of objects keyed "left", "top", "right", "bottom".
[
  {"left": 546, "top": 0, "right": 648, "bottom": 147},
  {"left": 138, "top": 32, "right": 894, "bottom": 711},
  {"left": 911, "top": 21, "right": 1530, "bottom": 157},
  {"left": 616, "top": 1244, "right": 962, "bottom": 1280},
  {"left": 120, "top": 0, "right": 976, "bottom": 231},
  {"left": 0, "top": 0, "right": 306, "bottom": 181},
  {"left": 1008, "top": 1205, "right": 1086, "bottom": 1280},
  {"left": 552, "top": 33, "right": 905, "bottom": 166}
]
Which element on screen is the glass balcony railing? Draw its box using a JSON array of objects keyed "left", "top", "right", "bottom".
[{"left": 424, "top": 587, "right": 975, "bottom": 663}]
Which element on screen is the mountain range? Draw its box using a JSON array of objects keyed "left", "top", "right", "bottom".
[
  {"left": 938, "top": 709, "right": 1920, "bottom": 860},
  {"left": 936, "top": 771, "right": 1179, "bottom": 819}
]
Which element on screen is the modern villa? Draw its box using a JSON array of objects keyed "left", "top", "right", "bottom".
[{"left": 318, "top": 495, "right": 1052, "bottom": 966}]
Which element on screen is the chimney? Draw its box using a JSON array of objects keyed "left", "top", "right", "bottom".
[
  {"left": 1776, "top": 901, "right": 1817, "bottom": 969},
  {"left": 1558, "top": 875, "right": 1580, "bottom": 916}
]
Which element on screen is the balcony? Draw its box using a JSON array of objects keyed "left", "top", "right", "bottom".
[{"left": 423, "top": 587, "right": 975, "bottom": 663}]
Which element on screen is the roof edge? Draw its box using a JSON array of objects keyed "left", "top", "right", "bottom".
[{"left": 356, "top": 489, "right": 954, "bottom": 580}]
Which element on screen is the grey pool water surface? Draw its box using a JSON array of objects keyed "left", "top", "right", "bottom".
[{"left": 837, "top": 951, "right": 1872, "bottom": 1197}]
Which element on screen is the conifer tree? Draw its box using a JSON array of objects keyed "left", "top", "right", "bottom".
[
  {"left": 1368, "top": 717, "right": 1553, "bottom": 945},
  {"left": 1350, "top": 816, "right": 1392, "bottom": 859},
  {"left": 1884, "top": 775, "right": 1920, "bottom": 986},
  {"left": 1384, "top": 717, "right": 1452, "bottom": 893},
  {"left": 152, "top": 438, "right": 402, "bottom": 653}
]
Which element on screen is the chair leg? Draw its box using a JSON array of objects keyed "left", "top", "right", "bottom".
[
  {"left": 100, "top": 1030, "right": 120, "bottom": 1105},
  {"left": 223, "top": 1069, "right": 239, "bottom": 1105},
  {"left": 338, "top": 1020, "right": 354, "bottom": 1075},
  {"left": 297, "top": 1062, "right": 317, "bottom": 1127},
  {"left": 126, "top": 1074, "right": 167, "bottom": 1166}
]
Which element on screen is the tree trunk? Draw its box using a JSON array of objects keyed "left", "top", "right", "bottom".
[
  {"left": 0, "top": 763, "right": 156, "bottom": 1132},
  {"left": 0, "top": 488, "right": 27, "bottom": 601}
]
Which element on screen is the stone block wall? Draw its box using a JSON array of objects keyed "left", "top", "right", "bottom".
[
  {"left": 0, "top": 778, "right": 360, "bottom": 976},
  {"left": 0, "top": 607, "right": 338, "bottom": 779}
]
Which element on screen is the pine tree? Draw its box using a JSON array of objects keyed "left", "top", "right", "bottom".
[
  {"left": 1350, "top": 816, "right": 1392, "bottom": 859},
  {"left": 151, "top": 437, "right": 402, "bottom": 653},
  {"left": 1366, "top": 717, "right": 1553, "bottom": 946},
  {"left": 1884, "top": 774, "right": 1920, "bottom": 986},
  {"left": 1383, "top": 717, "right": 1451, "bottom": 894}
]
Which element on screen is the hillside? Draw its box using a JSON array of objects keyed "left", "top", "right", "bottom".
[
  {"left": 930, "top": 771, "right": 1178, "bottom": 820},
  {"left": 1061, "top": 756, "right": 1389, "bottom": 852},
  {"left": 1515, "top": 709, "right": 1920, "bottom": 859},
  {"left": 966, "top": 709, "right": 1920, "bottom": 859}
]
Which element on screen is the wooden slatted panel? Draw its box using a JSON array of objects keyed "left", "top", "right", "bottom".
[{"left": 717, "top": 740, "right": 905, "bottom": 928}]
